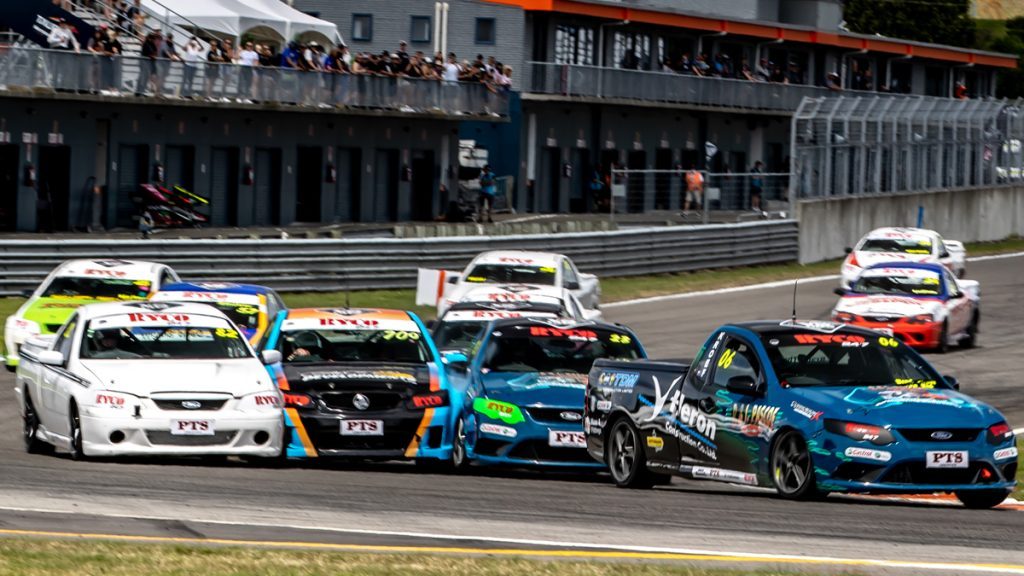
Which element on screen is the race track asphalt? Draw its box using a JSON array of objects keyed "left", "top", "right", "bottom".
[{"left": 0, "top": 254, "right": 1021, "bottom": 574}]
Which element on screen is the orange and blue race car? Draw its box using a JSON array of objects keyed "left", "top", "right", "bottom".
[
  {"left": 262, "top": 308, "right": 458, "bottom": 462},
  {"left": 151, "top": 282, "right": 287, "bottom": 348}
]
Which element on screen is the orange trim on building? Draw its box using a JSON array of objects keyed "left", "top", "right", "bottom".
[{"left": 483, "top": 0, "right": 1017, "bottom": 69}]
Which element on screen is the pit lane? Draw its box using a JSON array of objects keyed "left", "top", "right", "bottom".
[{"left": 0, "top": 254, "right": 1020, "bottom": 574}]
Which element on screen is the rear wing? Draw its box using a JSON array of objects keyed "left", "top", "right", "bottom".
[{"left": 415, "top": 268, "right": 461, "bottom": 307}]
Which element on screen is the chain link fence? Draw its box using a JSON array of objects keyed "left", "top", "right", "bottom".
[
  {"left": 607, "top": 169, "right": 790, "bottom": 217},
  {"left": 792, "top": 95, "right": 1021, "bottom": 198}
]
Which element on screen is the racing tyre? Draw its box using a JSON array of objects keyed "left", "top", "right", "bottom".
[
  {"left": 961, "top": 311, "right": 979, "bottom": 349},
  {"left": 955, "top": 489, "right": 1010, "bottom": 509},
  {"left": 936, "top": 322, "right": 950, "bottom": 354},
  {"left": 770, "top": 430, "right": 819, "bottom": 500},
  {"left": 68, "top": 404, "right": 86, "bottom": 461},
  {"left": 449, "top": 417, "right": 472, "bottom": 472},
  {"left": 23, "top": 392, "right": 53, "bottom": 455},
  {"left": 606, "top": 418, "right": 667, "bottom": 489}
]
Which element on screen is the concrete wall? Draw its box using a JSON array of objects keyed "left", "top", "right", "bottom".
[{"left": 796, "top": 186, "right": 1024, "bottom": 263}]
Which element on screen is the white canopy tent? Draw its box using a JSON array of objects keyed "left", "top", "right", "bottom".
[
  {"left": 140, "top": 0, "right": 290, "bottom": 43},
  {"left": 237, "top": 0, "right": 342, "bottom": 45}
]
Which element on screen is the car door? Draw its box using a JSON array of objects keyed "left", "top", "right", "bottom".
[
  {"left": 703, "top": 335, "right": 771, "bottom": 476},
  {"left": 935, "top": 238, "right": 954, "bottom": 274},
  {"left": 40, "top": 315, "right": 78, "bottom": 433},
  {"left": 943, "top": 270, "right": 971, "bottom": 334},
  {"left": 656, "top": 330, "right": 726, "bottom": 467}
]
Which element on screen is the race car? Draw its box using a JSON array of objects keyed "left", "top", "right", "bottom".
[
  {"left": 587, "top": 319, "right": 1016, "bottom": 509},
  {"left": 151, "top": 282, "right": 287, "bottom": 348},
  {"left": 432, "top": 284, "right": 601, "bottom": 354},
  {"left": 263, "top": 308, "right": 457, "bottom": 462},
  {"left": 447, "top": 318, "right": 646, "bottom": 470},
  {"left": 15, "top": 301, "right": 284, "bottom": 458},
  {"left": 5, "top": 259, "right": 180, "bottom": 371},
  {"left": 840, "top": 227, "right": 966, "bottom": 289},
  {"left": 415, "top": 250, "right": 601, "bottom": 315},
  {"left": 832, "top": 262, "right": 979, "bottom": 352}
]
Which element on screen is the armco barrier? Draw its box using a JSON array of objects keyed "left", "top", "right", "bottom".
[{"left": 0, "top": 221, "right": 798, "bottom": 295}]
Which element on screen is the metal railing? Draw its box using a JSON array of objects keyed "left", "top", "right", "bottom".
[
  {"left": 606, "top": 170, "right": 789, "bottom": 221},
  {"left": 0, "top": 220, "right": 798, "bottom": 295},
  {"left": 791, "top": 95, "right": 1016, "bottom": 198},
  {"left": 0, "top": 46, "right": 510, "bottom": 117},
  {"left": 526, "top": 62, "right": 831, "bottom": 112}
]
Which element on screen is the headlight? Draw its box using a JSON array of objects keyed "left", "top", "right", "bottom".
[
  {"left": 7, "top": 318, "right": 40, "bottom": 344},
  {"left": 987, "top": 422, "right": 1014, "bottom": 445},
  {"left": 825, "top": 419, "right": 895, "bottom": 445},
  {"left": 833, "top": 312, "right": 858, "bottom": 323},
  {"left": 472, "top": 397, "right": 524, "bottom": 424},
  {"left": 240, "top": 391, "right": 283, "bottom": 412},
  {"left": 906, "top": 314, "right": 935, "bottom": 324}
]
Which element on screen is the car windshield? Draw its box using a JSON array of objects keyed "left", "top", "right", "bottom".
[
  {"left": 80, "top": 322, "right": 251, "bottom": 360},
  {"left": 760, "top": 330, "right": 943, "bottom": 388},
  {"left": 850, "top": 271, "right": 943, "bottom": 296},
  {"left": 280, "top": 328, "right": 429, "bottom": 364},
  {"left": 464, "top": 264, "right": 557, "bottom": 285},
  {"left": 482, "top": 325, "right": 643, "bottom": 374},
  {"left": 434, "top": 320, "right": 488, "bottom": 352},
  {"left": 208, "top": 301, "right": 262, "bottom": 330},
  {"left": 859, "top": 238, "right": 934, "bottom": 255},
  {"left": 42, "top": 277, "right": 152, "bottom": 300}
]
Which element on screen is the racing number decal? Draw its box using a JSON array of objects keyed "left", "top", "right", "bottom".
[
  {"left": 878, "top": 336, "right": 899, "bottom": 348},
  {"left": 236, "top": 305, "right": 259, "bottom": 315},
  {"left": 718, "top": 349, "right": 737, "bottom": 369},
  {"left": 215, "top": 328, "right": 239, "bottom": 339},
  {"left": 382, "top": 330, "right": 421, "bottom": 341},
  {"left": 609, "top": 333, "right": 632, "bottom": 344}
]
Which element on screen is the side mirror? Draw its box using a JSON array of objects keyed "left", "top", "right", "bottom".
[
  {"left": 844, "top": 246, "right": 853, "bottom": 254},
  {"left": 833, "top": 287, "right": 846, "bottom": 296},
  {"left": 260, "top": 349, "right": 283, "bottom": 365},
  {"left": 446, "top": 275, "right": 460, "bottom": 285},
  {"left": 424, "top": 319, "right": 436, "bottom": 330},
  {"left": 943, "top": 375, "right": 959, "bottom": 390},
  {"left": 38, "top": 350, "right": 65, "bottom": 367},
  {"left": 565, "top": 280, "right": 581, "bottom": 290},
  {"left": 725, "top": 375, "right": 760, "bottom": 396},
  {"left": 950, "top": 291, "right": 964, "bottom": 299},
  {"left": 441, "top": 351, "right": 469, "bottom": 371}
]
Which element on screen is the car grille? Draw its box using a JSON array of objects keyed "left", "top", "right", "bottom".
[
  {"left": 153, "top": 399, "right": 227, "bottom": 411},
  {"left": 525, "top": 407, "right": 583, "bottom": 425},
  {"left": 897, "top": 428, "right": 980, "bottom": 442},
  {"left": 146, "top": 431, "right": 238, "bottom": 446},
  {"left": 881, "top": 462, "right": 1000, "bottom": 485},
  {"left": 320, "top": 391, "right": 403, "bottom": 411},
  {"left": 305, "top": 417, "right": 420, "bottom": 452},
  {"left": 506, "top": 440, "right": 594, "bottom": 464}
]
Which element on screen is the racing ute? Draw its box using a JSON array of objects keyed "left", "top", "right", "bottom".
[{"left": 586, "top": 320, "right": 1016, "bottom": 508}]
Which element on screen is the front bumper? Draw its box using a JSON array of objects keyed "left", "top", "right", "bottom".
[
  {"left": 286, "top": 405, "right": 452, "bottom": 461},
  {"left": 465, "top": 416, "right": 602, "bottom": 469},
  {"left": 80, "top": 412, "right": 283, "bottom": 457},
  {"left": 846, "top": 319, "right": 941, "bottom": 349}
]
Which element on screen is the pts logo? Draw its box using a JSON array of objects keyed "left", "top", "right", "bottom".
[
  {"left": 319, "top": 318, "right": 379, "bottom": 327},
  {"left": 127, "top": 313, "right": 191, "bottom": 323}
]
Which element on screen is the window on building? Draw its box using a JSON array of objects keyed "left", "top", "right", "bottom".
[
  {"left": 613, "top": 31, "right": 651, "bottom": 71},
  {"left": 475, "top": 18, "right": 496, "bottom": 45},
  {"left": 352, "top": 14, "right": 373, "bottom": 42},
  {"left": 410, "top": 16, "right": 431, "bottom": 44},
  {"left": 554, "top": 24, "right": 595, "bottom": 65}
]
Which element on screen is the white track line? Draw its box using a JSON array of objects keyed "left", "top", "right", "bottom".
[
  {"left": 0, "top": 505, "right": 1021, "bottom": 573},
  {"left": 604, "top": 250, "right": 1024, "bottom": 309}
]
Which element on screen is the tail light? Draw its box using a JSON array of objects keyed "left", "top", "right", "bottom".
[
  {"left": 283, "top": 392, "right": 313, "bottom": 408},
  {"left": 825, "top": 419, "right": 895, "bottom": 445},
  {"left": 987, "top": 422, "right": 1013, "bottom": 444},
  {"left": 409, "top": 391, "right": 449, "bottom": 409}
]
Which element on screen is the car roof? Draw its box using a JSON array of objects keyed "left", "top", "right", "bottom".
[
  {"left": 158, "top": 282, "right": 275, "bottom": 296},
  {"left": 458, "top": 284, "right": 566, "bottom": 305},
  {"left": 862, "top": 261, "right": 947, "bottom": 274},
  {"left": 73, "top": 301, "right": 232, "bottom": 321},
  {"left": 283, "top": 307, "right": 411, "bottom": 321},
  {"left": 863, "top": 227, "right": 938, "bottom": 241},
  {"left": 727, "top": 319, "right": 885, "bottom": 339},
  {"left": 471, "top": 250, "right": 563, "bottom": 267},
  {"left": 55, "top": 259, "right": 165, "bottom": 278},
  {"left": 486, "top": 317, "right": 627, "bottom": 333}
]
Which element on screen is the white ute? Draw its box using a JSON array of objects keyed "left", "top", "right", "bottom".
[
  {"left": 16, "top": 301, "right": 284, "bottom": 459},
  {"left": 840, "top": 227, "right": 966, "bottom": 289}
]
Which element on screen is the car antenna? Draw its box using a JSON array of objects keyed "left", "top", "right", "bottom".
[{"left": 791, "top": 279, "right": 798, "bottom": 323}]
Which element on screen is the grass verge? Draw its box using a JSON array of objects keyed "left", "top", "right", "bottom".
[{"left": 0, "top": 538, "right": 860, "bottom": 576}]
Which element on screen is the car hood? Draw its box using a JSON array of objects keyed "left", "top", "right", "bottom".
[
  {"left": 480, "top": 371, "right": 587, "bottom": 407},
  {"left": 79, "top": 359, "right": 274, "bottom": 397},
  {"left": 21, "top": 298, "right": 95, "bottom": 332},
  {"left": 790, "top": 386, "right": 1002, "bottom": 427},
  {"left": 854, "top": 251, "right": 935, "bottom": 268},
  {"left": 279, "top": 362, "right": 428, "bottom": 393},
  {"left": 835, "top": 295, "right": 942, "bottom": 317}
]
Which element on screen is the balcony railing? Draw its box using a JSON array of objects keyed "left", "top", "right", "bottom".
[
  {"left": 0, "top": 46, "right": 509, "bottom": 117},
  {"left": 525, "top": 62, "right": 831, "bottom": 113}
]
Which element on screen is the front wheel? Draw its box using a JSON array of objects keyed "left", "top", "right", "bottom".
[
  {"left": 961, "top": 311, "right": 979, "bottom": 349},
  {"left": 68, "top": 405, "right": 86, "bottom": 461},
  {"left": 935, "top": 321, "right": 950, "bottom": 354},
  {"left": 770, "top": 430, "right": 819, "bottom": 500},
  {"left": 606, "top": 418, "right": 666, "bottom": 489},
  {"left": 449, "top": 417, "right": 472, "bottom": 472},
  {"left": 956, "top": 489, "right": 1010, "bottom": 509}
]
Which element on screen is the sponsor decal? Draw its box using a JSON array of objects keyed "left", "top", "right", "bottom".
[
  {"left": 126, "top": 312, "right": 190, "bottom": 323},
  {"left": 529, "top": 326, "right": 597, "bottom": 341},
  {"left": 640, "top": 374, "right": 718, "bottom": 459},
  {"left": 326, "top": 308, "right": 373, "bottom": 316},
  {"left": 171, "top": 420, "right": 214, "bottom": 436},
  {"left": 646, "top": 435, "right": 664, "bottom": 451},
  {"left": 319, "top": 318, "right": 379, "bottom": 327},
  {"left": 729, "top": 403, "right": 780, "bottom": 432},
  {"left": 690, "top": 466, "right": 757, "bottom": 485},
  {"left": 479, "top": 422, "right": 517, "bottom": 438},
  {"left": 792, "top": 333, "right": 866, "bottom": 345},
  {"left": 790, "top": 401, "right": 823, "bottom": 421},
  {"left": 994, "top": 447, "right": 1018, "bottom": 461},
  {"left": 844, "top": 388, "right": 972, "bottom": 409},
  {"left": 83, "top": 268, "right": 127, "bottom": 277},
  {"left": 844, "top": 446, "right": 892, "bottom": 462},
  {"left": 549, "top": 430, "right": 587, "bottom": 448},
  {"left": 39, "top": 302, "right": 80, "bottom": 309},
  {"left": 487, "top": 292, "right": 531, "bottom": 302},
  {"left": 92, "top": 259, "right": 131, "bottom": 268},
  {"left": 473, "top": 397, "right": 525, "bottom": 424},
  {"left": 584, "top": 417, "right": 603, "bottom": 435},
  {"left": 411, "top": 394, "right": 444, "bottom": 409},
  {"left": 174, "top": 291, "right": 232, "bottom": 301},
  {"left": 95, "top": 393, "right": 125, "bottom": 407},
  {"left": 472, "top": 311, "right": 526, "bottom": 319},
  {"left": 340, "top": 419, "right": 383, "bottom": 436},
  {"left": 780, "top": 319, "right": 843, "bottom": 332},
  {"left": 497, "top": 257, "right": 535, "bottom": 264},
  {"left": 595, "top": 400, "right": 612, "bottom": 412},
  {"left": 297, "top": 370, "right": 417, "bottom": 384},
  {"left": 253, "top": 395, "right": 279, "bottom": 406},
  {"left": 926, "top": 450, "right": 968, "bottom": 469},
  {"left": 597, "top": 370, "right": 640, "bottom": 390},
  {"left": 894, "top": 378, "right": 936, "bottom": 389}
]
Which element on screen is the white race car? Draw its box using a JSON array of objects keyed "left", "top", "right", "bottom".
[
  {"left": 416, "top": 250, "right": 601, "bottom": 315},
  {"left": 15, "top": 301, "right": 284, "bottom": 458},
  {"left": 5, "top": 259, "right": 180, "bottom": 371},
  {"left": 840, "top": 227, "right": 966, "bottom": 289},
  {"left": 431, "top": 284, "right": 600, "bottom": 353},
  {"left": 832, "top": 262, "right": 979, "bottom": 352}
]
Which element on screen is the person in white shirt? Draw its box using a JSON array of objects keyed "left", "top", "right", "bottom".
[
  {"left": 238, "top": 40, "right": 259, "bottom": 100},
  {"left": 442, "top": 53, "right": 460, "bottom": 84},
  {"left": 183, "top": 37, "right": 205, "bottom": 97}
]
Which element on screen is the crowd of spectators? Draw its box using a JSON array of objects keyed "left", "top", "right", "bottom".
[{"left": 656, "top": 52, "right": 809, "bottom": 86}]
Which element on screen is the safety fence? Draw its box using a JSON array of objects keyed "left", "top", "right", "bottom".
[
  {"left": 0, "top": 46, "right": 509, "bottom": 117},
  {"left": 0, "top": 220, "right": 798, "bottom": 295},
  {"left": 607, "top": 170, "right": 790, "bottom": 215},
  {"left": 792, "top": 95, "right": 1019, "bottom": 198}
]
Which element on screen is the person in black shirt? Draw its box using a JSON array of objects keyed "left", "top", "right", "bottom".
[
  {"left": 205, "top": 38, "right": 225, "bottom": 99},
  {"left": 135, "top": 31, "right": 160, "bottom": 96},
  {"left": 102, "top": 29, "right": 122, "bottom": 92}
]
